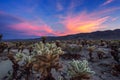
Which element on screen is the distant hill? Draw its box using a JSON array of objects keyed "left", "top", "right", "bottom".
[
  {"left": 3, "top": 29, "right": 120, "bottom": 42},
  {"left": 46, "top": 29, "right": 120, "bottom": 40}
]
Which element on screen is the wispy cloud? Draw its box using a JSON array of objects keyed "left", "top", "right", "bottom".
[
  {"left": 58, "top": 7, "right": 120, "bottom": 35},
  {"left": 10, "top": 22, "right": 52, "bottom": 36},
  {"left": 59, "top": 12, "right": 109, "bottom": 35},
  {"left": 69, "top": 0, "right": 83, "bottom": 9},
  {"left": 3, "top": 6, "right": 120, "bottom": 37},
  {"left": 0, "top": 12, "right": 23, "bottom": 26},
  {"left": 101, "top": 0, "right": 114, "bottom": 6},
  {"left": 111, "top": 17, "right": 119, "bottom": 21},
  {"left": 0, "top": 11, "right": 59, "bottom": 36},
  {"left": 56, "top": 2, "right": 63, "bottom": 11},
  {"left": 9, "top": 20, "right": 61, "bottom": 36}
]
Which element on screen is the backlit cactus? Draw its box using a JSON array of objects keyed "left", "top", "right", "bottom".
[
  {"left": 14, "top": 52, "right": 23, "bottom": 61},
  {"left": 32, "top": 42, "right": 64, "bottom": 79},
  {"left": 67, "top": 60, "right": 95, "bottom": 79},
  {"left": 87, "top": 45, "right": 96, "bottom": 60},
  {"left": 96, "top": 48, "right": 106, "bottom": 59},
  {"left": 87, "top": 45, "right": 96, "bottom": 52},
  {"left": 65, "top": 44, "right": 83, "bottom": 54},
  {"left": 33, "top": 42, "right": 64, "bottom": 55}
]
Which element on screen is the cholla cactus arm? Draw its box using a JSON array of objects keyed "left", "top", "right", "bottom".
[
  {"left": 87, "top": 45, "right": 96, "bottom": 52},
  {"left": 118, "top": 48, "right": 120, "bottom": 52},
  {"left": 58, "top": 76, "right": 64, "bottom": 80},
  {"left": 67, "top": 60, "right": 95, "bottom": 77},
  {"left": 24, "top": 55, "right": 36, "bottom": 63},
  {"left": 35, "top": 43, "right": 40, "bottom": 50},
  {"left": 37, "top": 50, "right": 42, "bottom": 55},
  {"left": 45, "top": 43, "right": 50, "bottom": 48},
  {"left": 33, "top": 42, "right": 64, "bottom": 56},
  {"left": 14, "top": 52, "right": 24, "bottom": 61}
]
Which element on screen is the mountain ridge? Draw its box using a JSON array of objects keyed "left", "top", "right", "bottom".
[
  {"left": 46, "top": 29, "right": 120, "bottom": 40},
  {"left": 2, "top": 29, "right": 120, "bottom": 41}
]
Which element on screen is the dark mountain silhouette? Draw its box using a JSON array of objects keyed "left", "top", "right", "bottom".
[
  {"left": 2, "top": 29, "right": 120, "bottom": 41},
  {"left": 46, "top": 29, "right": 120, "bottom": 40}
]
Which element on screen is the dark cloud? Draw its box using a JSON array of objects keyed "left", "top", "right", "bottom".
[
  {"left": 0, "top": 12, "right": 23, "bottom": 26},
  {"left": 0, "top": 12, "right": 25, "bottom": 39}
]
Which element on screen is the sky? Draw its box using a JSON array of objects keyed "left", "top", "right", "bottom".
[{"left": 0, "top": 0, "right": 120, "bottom": 39}]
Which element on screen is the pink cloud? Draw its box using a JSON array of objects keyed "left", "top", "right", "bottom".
[
  {"left": 57, "top": 7, "right": 120, "bottom": 35},
  {"left": 59, "top": 12, "right": 109, "bottom": 35},
  {"left": 111, "top": 17, "right": 119, "bottom": 21},
  {"left": 7, "top": 6, "right": 120, "bottom": 37},
  {"left": 9, "top": 9, "right": 118, "bottom": 37},
  {"left": 9, "top": 19, "right": 63, "bottom": 36},
  {"left": 101, "top": 0, "right": 114, "bottom": 6},
  {"left": 57, "top": 7, "right": 120, "bottom": 36}
]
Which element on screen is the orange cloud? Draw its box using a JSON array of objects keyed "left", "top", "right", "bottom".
[
  {"left": 9, "top": 6, "right": 120, "bottom": 37},
  {"left": 59, "top": 11, "right": 110, "bottom": 35}
]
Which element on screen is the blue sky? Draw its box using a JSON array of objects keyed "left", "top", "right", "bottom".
[{"left": 0, "top": 0, "right": 120, "bottom": 39}]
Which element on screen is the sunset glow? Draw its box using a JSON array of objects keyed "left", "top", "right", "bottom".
[{"left": 0, "top": 0, "right": 120, "bottom": 39}]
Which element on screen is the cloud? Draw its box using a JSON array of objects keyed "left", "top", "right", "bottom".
[
  {"left": 56, "top": 2, "right": 63, "bottom": 11},
  {"left": 69, "top": 0, "right": 83, "bottom": 9},
  {"left": 0, "top": 11, "right": 24, "bottom": 33},
  {"left": 58, "top": 6, "right": 120, "bottom": 35},
  {"left": 10, "top": 21, "right": 56, "bottom": 36},
  {"left": 111, "top": 17, "right": 119, "bottom": 21},
  {"left": 0, "top": 11, "right": 63, "bottom": 37},
  {"left": 0, "top": 12, "right": 23, "bottom": 25},
  {"left": 8, "top": 16, "right": 64, "bottom": 37},
  {"left": 101, "top": 0, "right": 114, "bottom": 6},
  {"left": 1, "top": 2, "right": 120, "bottom": 39},
  {"left": 59, "top": 11, "right": 109, "bottom": 35}
]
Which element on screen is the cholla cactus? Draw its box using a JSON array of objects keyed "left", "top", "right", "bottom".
[
  {"left": 23, "top": 54, "right": 36, "bottom": 64},
  {"left": 96, "top": 48, "right": 106, "bottom": 59},
  {"left": 32, "top": 42, "right": 64, "bottom": 79},
  {"left": 9, "top": 52, "right": 36, "bottom": 80},
  {"left": 87, "top": 45, "right": 96, "bottom": 60},
  {"left": 41, "top": 36, "right": 46, "bottom": 44},
  {"left": 65, "top": 44, "right": 82, "bottom": 54},
  {"left": 14, "top": 52, "right": 36, "bottom": 64},
  {"left": 14, "top": 52, "right": 23, "bottom": 61},
  {"left": 58, "top": 76, "right": 64, "bottom": 80},
  {"left": 33, "top": 42, "right": 64, "bottom": 55},
  {"left": 67, "top": 60, "right": 95, "bottom": 79},
  {"left": 118, "top": 48, "right": 120, "bottom": 52},
  {"left": 87, "top": 45, "right": 96, "bottom": 52},
  {"left": 60, "top": 43, "right": 67, "bottom": 50},
  {"left": 0, "top": 42, "right": 8, "bottom": 53}
]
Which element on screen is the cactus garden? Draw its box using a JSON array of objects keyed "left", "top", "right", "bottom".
[{"left": 0, "top": 39, "right": 120, "bottom": 80}]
